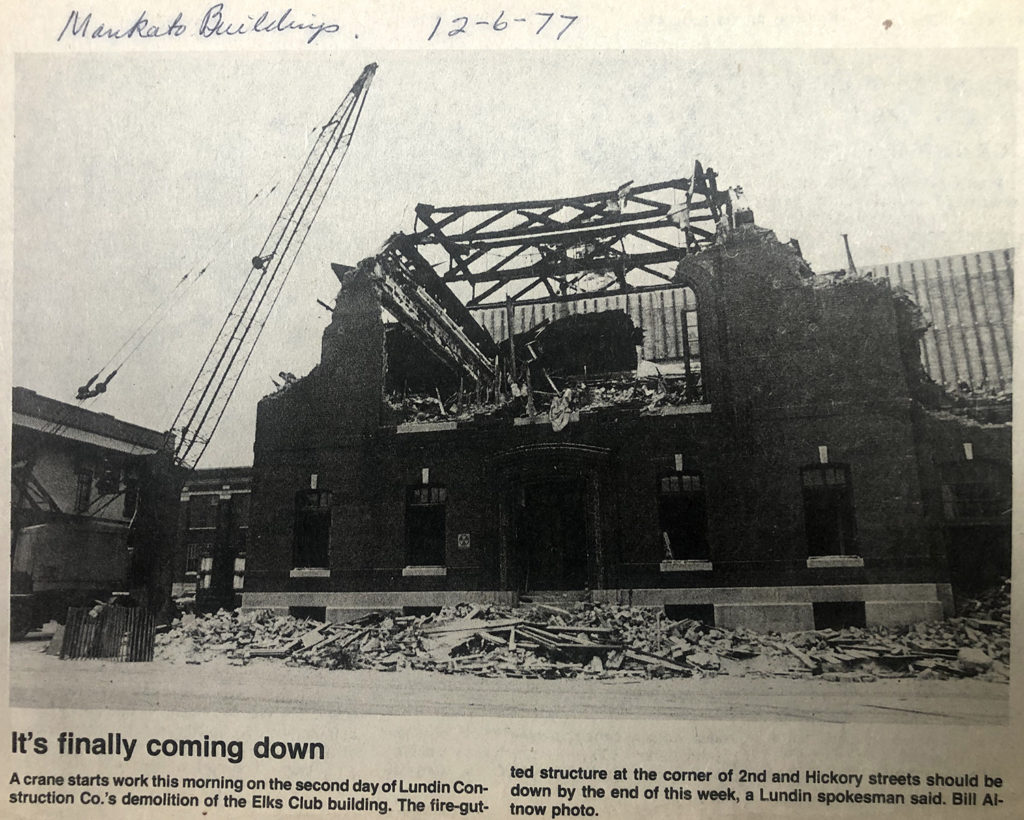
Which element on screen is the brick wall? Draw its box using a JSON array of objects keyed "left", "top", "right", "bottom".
[{"left": 247, "top": 228, "right": 968, "bottom": 598}]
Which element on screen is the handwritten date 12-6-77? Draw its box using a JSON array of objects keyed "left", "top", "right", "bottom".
[{"left": 428, "top": 12, "right": 578, "bottom": 41}]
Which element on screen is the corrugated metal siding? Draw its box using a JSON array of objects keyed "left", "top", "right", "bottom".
[
  {"left": 471, "top": 286, "right": 698, "bottom": 364},
  {"left": 860, "top": 248, "right": 1013, "bottom": 391}
]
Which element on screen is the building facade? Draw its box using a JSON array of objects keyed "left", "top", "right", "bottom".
[
  {"left": 242, "top": 222, "right": 1010, "bottom": 630},
  {"left": 173, "top": 466, "right": 251, "bottom": 609}
]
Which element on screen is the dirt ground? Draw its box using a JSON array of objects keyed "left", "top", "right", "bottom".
[{"left": 8, "top": 639, "right": 1008, "bottom": 725}]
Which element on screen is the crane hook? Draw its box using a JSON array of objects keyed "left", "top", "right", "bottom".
[{"left": 76, "top": 369, "right": 118, "bottom": 400}]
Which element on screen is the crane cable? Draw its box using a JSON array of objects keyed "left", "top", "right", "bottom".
[
  {"left": 73, "top": 128, "right": 335, "bottom": 403},
  {"left": 171, "top": 65, "right": 377, "bottom": 469},
  {"left": 75, "top": 181, "right": 281, "bottom": 401}
]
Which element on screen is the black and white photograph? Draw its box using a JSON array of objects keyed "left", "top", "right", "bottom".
[{"left": 4, "top": 7, "right": 1020, "bottom": 816}]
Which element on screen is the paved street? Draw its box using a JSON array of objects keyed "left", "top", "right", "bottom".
[{"left": 8, "top": 640, "right": 1008, "bottom": 724}]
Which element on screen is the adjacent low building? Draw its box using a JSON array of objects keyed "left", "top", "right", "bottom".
[{"left": 11, "top": 387, "right": 178, "bottom": 633}]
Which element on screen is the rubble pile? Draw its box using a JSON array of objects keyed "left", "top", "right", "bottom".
[
  {"left": 385, "top": 393, "right": 500, "bottom": 424},
  {"left": 957, "top": 578, "right": 1011, "bottom": 621},
  {"left": 386, "top": 373, "right": 702, "bottom": 426},
  {"left": 154, "top": 588, "right": 1009, "bottom": 683}
]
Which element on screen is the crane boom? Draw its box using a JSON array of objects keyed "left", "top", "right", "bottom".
[{"left": 171, "top": 62, "right": 377, "bottom": 470}]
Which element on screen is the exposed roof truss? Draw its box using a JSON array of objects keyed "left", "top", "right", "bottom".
[{"left": 409, "top": 161, "right": 732, "bottom": 308}]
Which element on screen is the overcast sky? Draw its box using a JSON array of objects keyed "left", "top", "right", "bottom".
[{"left": 13, "top": 49, "right": 1015, "bottom": 466}]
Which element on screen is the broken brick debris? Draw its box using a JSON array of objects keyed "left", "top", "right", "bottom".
[
  {"left": 386, "top": 371, "right": 702, "bottom": 426},
  {"left": 151, "top": 581, "right": 1009, "bottom": 683}
]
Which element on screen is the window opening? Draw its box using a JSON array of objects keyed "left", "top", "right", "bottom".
[
  {"left": 233, "top": 555, "right": 246, "bottom": 590},
  {"left": 406, "top": 485, "right": 447, "bottom": 566},
  {"left": 293, "top": 489, "right": 332, "bottom": 568},
  {"left": 801, "top": 464, "right": 856, "bottom": 556},
  {"left": 678, "top": 293, "right": 704, "bottom": 402},
  {"left": 657, "top": 470, "right": 709, "bottom": 560},
  {"left": 184, "top": 542, "right": 208, "bottom": 575},
  {"left": 940, "top": 461, "right": 1011, "bottom": 520},
  {"left": 187, "top": 495, "right": 218, "bottom": 529}
]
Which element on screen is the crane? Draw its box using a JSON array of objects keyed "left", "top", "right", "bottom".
[
  {"left": 171, "top": 62, "right": 377, "bottom": 470},
  {"left": 12, "top": 64, "right": 378, "bottom": 632}
]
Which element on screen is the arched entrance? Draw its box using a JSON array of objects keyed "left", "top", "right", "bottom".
[{"left": 493, "top": 443, "right": 611, "bottom": 593}]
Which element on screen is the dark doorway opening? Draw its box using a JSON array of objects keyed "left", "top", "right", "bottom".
[
  {"left": 664, "top": 604, "right": 715, "bottom": 625},
  {"left": 946, "top": 524, "right": 1011, "bottom": 591},
  {"left": 812, "top": 600, "right": 866, "bottom": 630},
  {"left": 289, "top": 606, "right": 327, "bottom": 622},
  {"left": 515, "top": 478, "right": 589, "bottom": 591}
]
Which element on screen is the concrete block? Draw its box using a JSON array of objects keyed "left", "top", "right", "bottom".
[
  {"left": 715, "top": 602, "right": 815, "bottom": 633},
  {"left": 864, "top": 600, "right": 943, "bottom": 627},
  {"left": 327, "top": 607, "right": 397, "bottom": 623},
  {"left": 806, "top": 556, "right": 864, "bottom": 568},
  {"left": 660, "top": 560, "right": 713, "bottom": 572},
  {"left": 240, "top": 605, "right": 289, "bottom": 618},
  {"left": 401, "top": 566, "right": 447, "bottom": 577}
]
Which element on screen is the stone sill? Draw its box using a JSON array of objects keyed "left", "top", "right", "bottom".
[
  {"left": 660, "top": 560, "right": 713, "bottom": 572},
  {"left": 397, "top": 420, "right": 458, "bottom": 434},
  {"left": 653, "top": 404, "right": 712, "bottom": 416},
  {"left": 402, "top": 565, "right": 448, "bottom": 577},
  {"left": 806, "top": 555, "right": 864, "bottom": 569},
  {"left": 290, "top": 568, "right": 330, "bottom": 578}
]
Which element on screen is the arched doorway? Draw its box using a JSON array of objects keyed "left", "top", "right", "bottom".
[{"left": 493, "top": 443, "right": 611, "bottom": 593}]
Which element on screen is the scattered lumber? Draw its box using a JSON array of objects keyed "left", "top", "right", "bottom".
[{"left": 152, "top": 580, "right": 1010, "bottom": 683}]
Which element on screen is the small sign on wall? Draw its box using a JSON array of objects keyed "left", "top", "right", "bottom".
[{"left": 457, "top": 533, "right": 471, "bottom": 550}]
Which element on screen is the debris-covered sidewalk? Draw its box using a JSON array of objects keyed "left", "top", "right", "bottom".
[{"left": 153, "top": 582, "right": 1009, "bottom": 684}]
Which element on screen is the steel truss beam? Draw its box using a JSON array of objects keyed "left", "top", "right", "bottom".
[
  {"left": 361, "top": 237, "right": 498, "bottom": 384},
  {"left": 408, "top": 162, "right": 732, "bottom": 307}
]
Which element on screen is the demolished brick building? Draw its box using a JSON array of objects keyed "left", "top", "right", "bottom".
[{"left": 242, "top": 167, "right": 1010, "bottom": 631}]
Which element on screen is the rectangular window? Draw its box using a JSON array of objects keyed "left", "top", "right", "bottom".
[
  {"left": 940, "top": 461, "right": 1011, "bottom": 520},
  {"left": 74, "top": 470, "right": 93, "bottom": 513},
  {"left": 187, "top": 495, "right": 219, "bottom": 529},
  {"left": 679, "top": 298, "right": 704, "bottom": 403},
  {"left": 233, "top": 556, "right": 246, "bottom": 590},
  {"left": 184, "top": 542, "right": 209, "bottom": 575},
  {"left": 406, "top": 485, "right": 447, "bottom": 566},
  {"left": 199, "top": 556, "right": 213, "bottom": 589},
  {"left": 657, "top": 471, "right": 709, "bottom": 560},
  {"left": 801, "top": 464, "right": 857, "bottom": 556},
  {"left": 293, "top": 490, "right": 332, "bottom": 568},
  {"left": 233, "top": 492, "right": 251, "bottom": 528},
  {"left": 942, "top": 482, "right": 1007, "bottom": 519}
]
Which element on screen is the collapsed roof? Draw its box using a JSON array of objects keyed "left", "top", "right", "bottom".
[{"left": 344, "top": 162, "right": 739, "bottom": 387}]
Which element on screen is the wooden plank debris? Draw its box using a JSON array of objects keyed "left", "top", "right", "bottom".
[{"left": 147, "top": 579, "right": 1010, "bottom": 683}]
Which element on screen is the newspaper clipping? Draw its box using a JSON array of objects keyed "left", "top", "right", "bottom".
[{"left": 3, "top": 1, "right": 1021, "bottom": 817}]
